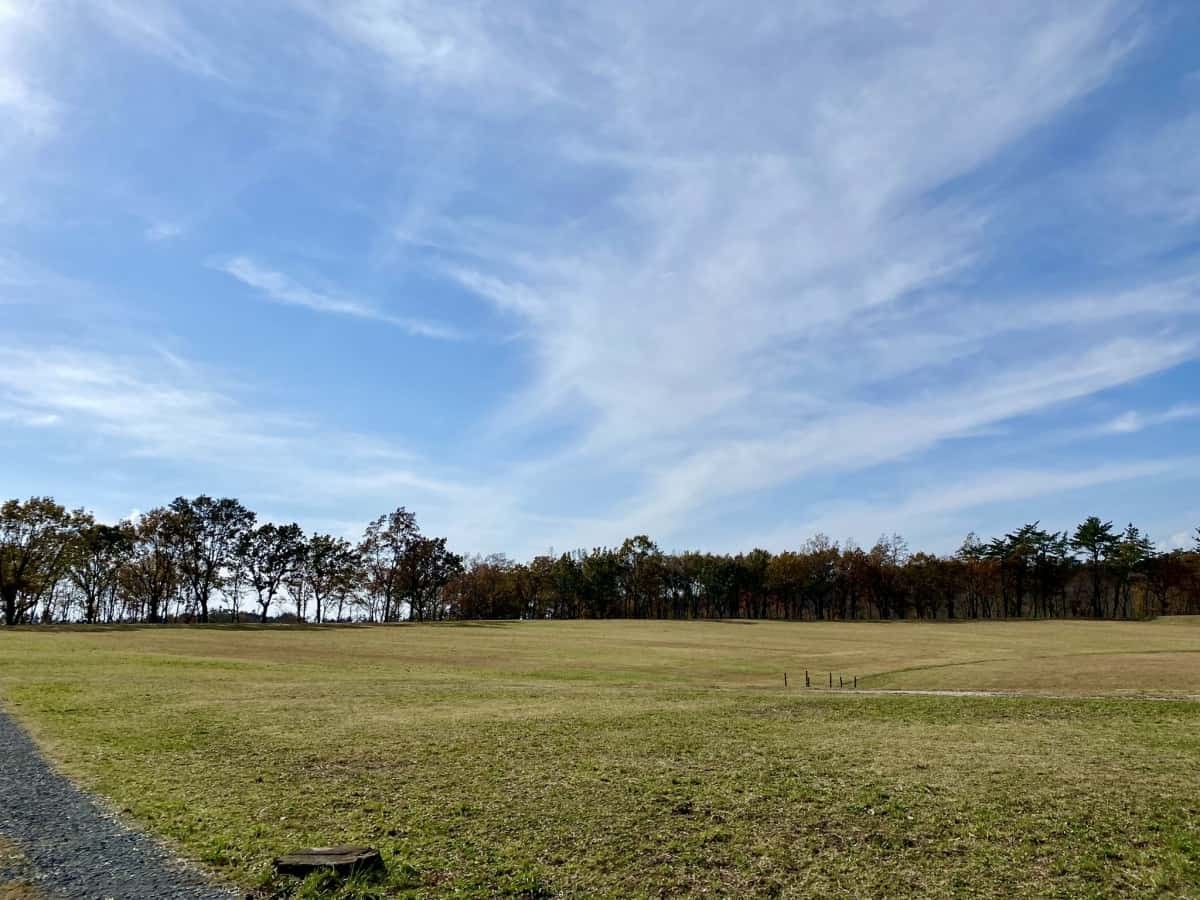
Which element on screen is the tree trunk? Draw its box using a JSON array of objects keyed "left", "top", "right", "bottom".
[{"left": 2, "top": 585, "right": 17, "bottom": 627}]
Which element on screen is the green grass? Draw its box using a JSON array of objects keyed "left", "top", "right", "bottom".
[{"left": 2, "top": 619, "right": 1200, "bottom": 897}]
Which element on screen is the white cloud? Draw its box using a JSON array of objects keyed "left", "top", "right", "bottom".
[
  {"left": 404, "top": 2, "right": 1194, "bottom": 547},
  {"left": 85, "top": 0, "right": 233, "bottom": 82},
  {"left": 0, "top": 72, "right": 57, "bottom": 141},
  {"left": 766, "top": 459, "right": 1190, "bottom": 553},
  {"left": 1102, "top": 406, "right": 1200, "bottom": 435},
  {"left": 0, "top": 343, "right": 527, "bottom": 549},
  {"left": 0, "top": 2, "right": 58, "bottom": 145},
  {"left": 3, "top": 2, "right": 1197, "bottom": 556},
  {"left": 144, "top": 221, "right": 184, "bottom": 242},
  {"left": 579, "top": 337, "right": 1198, "bottom": 544},
  {"left": 293, "top": 0, "right": 563, "bottom": 102},
  {"left": 0, "top": 409, "right": 61, "bottom": 428},
  {"left": 1095, "top": 112, "right": 1200, "bottom": 229},
  {"left": 1167, "top": 530, "right": 1199, "bottom": 551},
  {"left": 217, "top": 256, "right": 463, "bottom": 340}
]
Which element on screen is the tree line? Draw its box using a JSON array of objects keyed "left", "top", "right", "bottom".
[{"left": 2, "top": 495, "right": 1199, "bottom": 626}]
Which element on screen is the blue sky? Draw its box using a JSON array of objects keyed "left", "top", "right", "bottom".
[{"left": 2, "top": 1, "right": 1198, "bottom": 557}]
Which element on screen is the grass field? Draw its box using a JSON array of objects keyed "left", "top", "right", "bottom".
[
  {"left": 2, "top": 619, "right": 1200, "bottom": 898},
  {"left": 0, "top": 836, "right": 41, "bottom": 900}
]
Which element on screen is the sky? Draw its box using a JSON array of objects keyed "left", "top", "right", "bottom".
[{"left": 2, "top": 1, "right": 1199, "bottom": 558}]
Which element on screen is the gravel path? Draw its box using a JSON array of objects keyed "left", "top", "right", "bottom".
[{"left": 0, "top": 707, "right": 239, "bottom": 899}]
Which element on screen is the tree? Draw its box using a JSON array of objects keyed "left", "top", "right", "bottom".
[
  {"left": 303, "top": 534, "right": 360, "bottom": 623},
  {"left": 1145, "top": 551, "right": 1188, "bottom": 617},
  {"left": 65, "top": 514, "right": 134, "bottom": 623},
  {"left": 6, "top": 488, "right": 1200, "bottom": 624},
  {"left": 956, "top": 533, "right": 997, "bottom": 619},
  {"left": 1110, "top": 524, "right": 1155, "bottom": 619},
  {"left": 359, "top": 508, "right": 421, "bottom": 622},
  {"left": 121, "top": 508, "right": 181, "bottom": 623},
  {"left": 799, "top": 536, "right": 839, "bottom": 619},
  {"left": 286, "top": 542, "right": 310, "bottom": 622},
  {"left": 617, "top": 536, "right": 664, "bottom": 618},
  {"left": 0, "top": 498, "right": 72, "bottom": 626},
  {"left": 1027, "top": 527, "right": 1070, "bottom": 618},
  {"left": 1071, "top": 517, "right": 1117, "bottom": 618},
  {"left": 903, "top": 552, "right": 946, "bottom": 619},
  {"left": 168, "top": 496, "right": 255, "bottom": 623},
  {"left": 551, "top": 552, "right": 585, "bottom": 619},
  {"left": 868, "top": 534, "right": 909, "bottom": 618},
  {"left": 404, "top": 535, "right": 463, "bottom": 621},
  {"left": 239, "top": 523, "right": 305, "bottom": 624},
  {"left": 580, "top": 548, "right": 621, "bottom": 618}
]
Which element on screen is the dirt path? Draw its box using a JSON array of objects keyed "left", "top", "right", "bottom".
[
  {"left": 831, "top": 688, "right": 1200, "bottom": 701},
  {"left": 0, "top": 708, "right": 238, "bottom": 899}
]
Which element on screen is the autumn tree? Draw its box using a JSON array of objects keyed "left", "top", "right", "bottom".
[
  {"left": 0, "top": 497, "right": 73, "bottom": 626},
  {"left": 1109, "top": 524, "right": 1155, "bottom": 619},
  {"left": 120, "top": 508, "right": 181, "bottom": 623},
  {"left": 359, "top": 508, "right": 420, "bottom": 622},
  {"left": 956, "top": 533, "right": 996, "bottom": 619},
  {"left": 65, "top": 514, "right": 134, "bottom": 623}
]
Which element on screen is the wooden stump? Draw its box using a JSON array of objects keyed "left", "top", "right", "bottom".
[{"left": 274, "top": 846, "right": 384, "bottom": 878}]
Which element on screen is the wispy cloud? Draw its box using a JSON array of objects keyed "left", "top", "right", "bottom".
[
  {"left": 0, "top": 343, "right": 526, "bottom": 547},
  {"left": 0, "top": 71, "right": 57, "bottom": 141},
  {"left": 399, "top": 2, "right": 1193, "bottom": 547},
  {"left": 1102, "top": 406, "right": 1200, "bottom": 435},
  {"left": 293, "top": 0, "right": 564, "bottom": 102},
  {"left": 1094, "top": 112, "right": 1200, "bottom": 231},
  {"left": 85, "top": 0, "right": 234, "bottom": 82},
  {"left": 144, "top": 221, "right": 184, "bottom": 242},
  {"left": 764, "top": 459, "right": 1191, "bottom": 552},
  {"left": 3, "top": 2, "right": 1197, "bottom": 556},
  {"left": 0, "top": 1, "right": 58, "bottom": 145},
  {"left": 571, "top": 337, "right": 1199, "bottom": 545},
  {"left": 0, "top": 409, "right": 61, "bottom": 428},
  {"left": 217, "top": 256, "right": 463, "bottom": 340}
]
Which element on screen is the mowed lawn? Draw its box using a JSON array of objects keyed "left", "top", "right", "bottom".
[{"left": 2, "top": 620, "right": 1200, "bottom": 898}]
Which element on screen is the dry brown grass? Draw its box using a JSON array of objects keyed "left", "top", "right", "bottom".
[
  {"left": 0, "top": 837, "right": 40, "bottom": 900},
  {"left": 1, "top": 618, "right": 1199, "bottom": 897}
]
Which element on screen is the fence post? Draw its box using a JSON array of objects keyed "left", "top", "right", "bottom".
[
  {"left": 805, "top": 670, "right": 810, "bottom": 688},
  {"left": 784, "top": 672, "right": 788, "bottom": 688},
  {"left": 829, "top": 672, "right": 832, "bottom": 688}
]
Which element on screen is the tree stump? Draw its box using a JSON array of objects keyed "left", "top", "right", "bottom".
[{"left": 274, "top": 846, "right": 384, "bottom": 878}]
